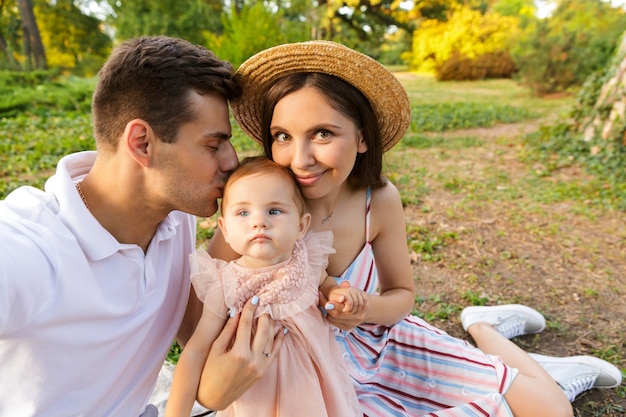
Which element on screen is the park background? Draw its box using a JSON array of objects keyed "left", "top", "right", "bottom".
[{"left": 2, "top": 0, "right": 626, "bottom": 415}]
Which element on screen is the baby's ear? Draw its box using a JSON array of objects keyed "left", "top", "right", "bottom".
[
  {"left": 298, "top": 213, "right": 312, "bottom": 239},
  {"left": 217, "top": 216, "right": 230, "bottom": 243}
]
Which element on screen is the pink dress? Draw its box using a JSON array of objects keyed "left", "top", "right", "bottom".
[{"left": 190, "top": 231, "right": 363, "bottom": 417}]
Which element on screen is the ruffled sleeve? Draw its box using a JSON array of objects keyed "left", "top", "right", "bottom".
[
  {"left": 303, "top": 231, "right": 335, "bottom": 284},
  {"left": 189, "top": 249, "right": 229, "bottom": 318}
]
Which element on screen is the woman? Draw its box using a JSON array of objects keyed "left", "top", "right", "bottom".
[{"left": 207, "top": 41, "right": 621, "bottom": 416}]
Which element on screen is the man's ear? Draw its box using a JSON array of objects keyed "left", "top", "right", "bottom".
[
  {"left": 124, "top": 119, "right": 152, "bottom": 167},
  {"left": 297, "top": 213, "right": 312, "bottom": 240}
]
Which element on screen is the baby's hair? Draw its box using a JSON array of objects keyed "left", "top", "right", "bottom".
[{"left": 221, "top": 156, "right": 307, "bottom": 215}]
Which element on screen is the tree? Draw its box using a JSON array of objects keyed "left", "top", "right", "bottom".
[
  {"left": 492, "top": 0, "right": 535, "bottom": 17},
  {"left": 107, "top": 0, "right": 224, "bottom": 45},
  {"left": 0, "top": 0, "right": 21, "bottom": 69},
  {"left": 206, "top": 2, "right": 307, "bottom": 67},
  {"left": 16, "top": 0, "right": 46, "bottom": 69},
  {"left": 315, "top": 0, "right": 419, "bottom": 56},
  {"left": 411, "top": 5, "right": 519, "bottom": 74},
  {"left": 512, "top": 0, "right": 626, "bottom": 94},
  {"left": 35, "top": 0, "right": 111, "bottom": 75}
]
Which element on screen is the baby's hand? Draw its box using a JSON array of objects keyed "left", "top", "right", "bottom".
[{"left": 327, "top": 286, "right": 367, "bottom": 314}]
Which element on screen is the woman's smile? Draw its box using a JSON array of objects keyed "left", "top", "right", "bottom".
[{"left": 293, "top": 172, "right": 325, "bottom": 187}]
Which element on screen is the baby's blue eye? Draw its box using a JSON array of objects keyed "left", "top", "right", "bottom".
[
  {"left": 238, "top": 210, "right": 250, "bottom": 217},
  {"left": 269, "top": 208, "right": 282, "bottom": 215}
]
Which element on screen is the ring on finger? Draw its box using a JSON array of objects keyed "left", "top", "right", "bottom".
[{"left": 262, "top": 351, "right": 271, "bottom": 358}]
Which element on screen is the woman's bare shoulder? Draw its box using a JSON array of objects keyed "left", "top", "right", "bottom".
[
  {"left": 371, "top": 180, "right": 402, "bottom": 207},
  {"left": 369, "top": 181, "right": 405, "bottom": 235}
]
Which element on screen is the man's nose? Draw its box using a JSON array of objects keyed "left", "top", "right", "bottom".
[{"left": 220, "top": 141, "right": 239, "bottom": 173}]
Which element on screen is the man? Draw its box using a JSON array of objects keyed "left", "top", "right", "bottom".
[{"left": 0, "top": 36, "right": 283, "bottom": 417}]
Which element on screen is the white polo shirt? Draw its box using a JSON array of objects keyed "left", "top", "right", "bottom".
[{"left": 0, "top": 151, "right": 194, "bottom": 417}]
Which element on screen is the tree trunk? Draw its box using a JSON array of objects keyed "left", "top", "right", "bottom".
[
  {"left": 0, "top": 0, "right": 20, "bottom": 69},
  {"left": 16, "top": 0, "right": 46, "bottom": 69},
  {"left": 0, "top": 32, "right": 20, "bottom": 69}
]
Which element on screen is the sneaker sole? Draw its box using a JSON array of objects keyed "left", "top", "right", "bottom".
[{"left": 529, "top": 353, "right": 623, "bottom": 389}]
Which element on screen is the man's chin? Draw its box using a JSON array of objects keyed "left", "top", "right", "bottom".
[
  {"left": 198, "top": 207, "right": 218, "bottom": 218},
  {"left": 188, "top": 201, "right": 218, "bottom": 218}
]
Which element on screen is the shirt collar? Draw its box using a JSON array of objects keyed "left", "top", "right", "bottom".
[{"left": 46, "top": 151, "right": 181, "bottom": 261}]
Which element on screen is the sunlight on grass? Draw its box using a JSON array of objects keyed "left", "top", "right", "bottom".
[{"left": 398, "top": 73, "right": 574, "bottom": 116}]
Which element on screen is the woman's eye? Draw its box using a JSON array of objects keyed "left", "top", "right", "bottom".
[
  {"left": 274, "top": 132, "right": 289, "bottom": 143},
  {"left": 315, "top": 130, "right": 331, "bottom": 140}
]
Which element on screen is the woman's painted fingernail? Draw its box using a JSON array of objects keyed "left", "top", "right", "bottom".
[
  {"left": 324, "top": 303, "right": 335, "bottom": 311},
  {"left": 283, "top": 327, "right": 289, "bottom": 335},
  {"left": 251, "top": 295, "right": 259, "bottom": 306},
  {"left": 229, "top": 307, "right": 236, "bottom": 318}
]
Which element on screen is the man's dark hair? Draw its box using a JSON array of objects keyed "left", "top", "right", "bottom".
[{"left": 92, "top": 36, "right": 241, "bottom": 151}]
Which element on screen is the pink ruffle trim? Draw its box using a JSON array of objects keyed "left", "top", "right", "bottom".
[{"left": 190, "top": 231, "right": 335, "bottom": 320}]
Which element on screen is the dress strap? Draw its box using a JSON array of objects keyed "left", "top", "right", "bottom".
[{"left": 365, "top": 187, "right": 372, "bottom": 242}]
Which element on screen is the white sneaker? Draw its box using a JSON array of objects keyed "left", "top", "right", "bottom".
[
  {"left": 529, "top": 353, "right": 623, "bottom": 402},
  {"left": 460, "top": 304, "right": 546, "bottom": 339}
]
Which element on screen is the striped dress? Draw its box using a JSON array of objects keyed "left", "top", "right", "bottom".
[{"left": 333, "top": 189, "right": 517, "bottom": 417}]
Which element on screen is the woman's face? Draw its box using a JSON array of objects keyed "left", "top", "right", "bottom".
[{"left": 269, "top": 86, "right": 368, "bottom": 201}]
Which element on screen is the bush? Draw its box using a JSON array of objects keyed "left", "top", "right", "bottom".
[
  {"left": 0, "top": 69, "right": 60, "bottom": 89},
  {"left": 411, "top": 5, "right": 519, "bottom": 74},
  {"left": 436, "top": 51, "right": 517, "bottom": 80},
  {"left": 206, "top": 3, "right": 305, "bottom": 68},
  {"left": 512, "top": 0, "right": 626, "bottom": 95},
  {"left": 0, "top": 71, "right": 94, "bottom": 118}
]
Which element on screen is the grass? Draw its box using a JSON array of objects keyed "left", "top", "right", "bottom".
[
  {"left": 389, "top": 75, "right": 625, "bottom": 414},
  {"left": 0, "top": 72, "right": 580, "bottom": 202},
  {"left": 398, "top": 73, "right": 573, "bottom": 113},
  {"left": 3, "top": 72, "right": 624, "bottom": 414}
]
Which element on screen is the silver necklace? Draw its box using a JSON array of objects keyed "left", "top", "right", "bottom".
[{"left": 321, "top": 211, "right": 333, "bottom": 224}]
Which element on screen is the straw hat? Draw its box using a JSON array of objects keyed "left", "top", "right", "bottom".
[{"left": 231, "top": 40, "right": 411, "bottom": 152}]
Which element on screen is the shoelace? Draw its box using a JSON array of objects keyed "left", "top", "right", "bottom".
[
  {"left": 561, "top": 374, "right": 596, "bottom": 402},
  {"left": 494, "top": 318, "right": 525, "bottom": 339}
]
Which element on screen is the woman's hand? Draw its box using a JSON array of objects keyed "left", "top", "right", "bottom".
[
  {"left": 320, "top": 281, "right": 368, "bottom": 331},
  {"left": 196, "top": 297, "right": 287, "bottom": 410}
]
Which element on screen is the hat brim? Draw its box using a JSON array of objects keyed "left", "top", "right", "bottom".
[{"left": 231, "top": 41, "right": 410, "bottom": 152}]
